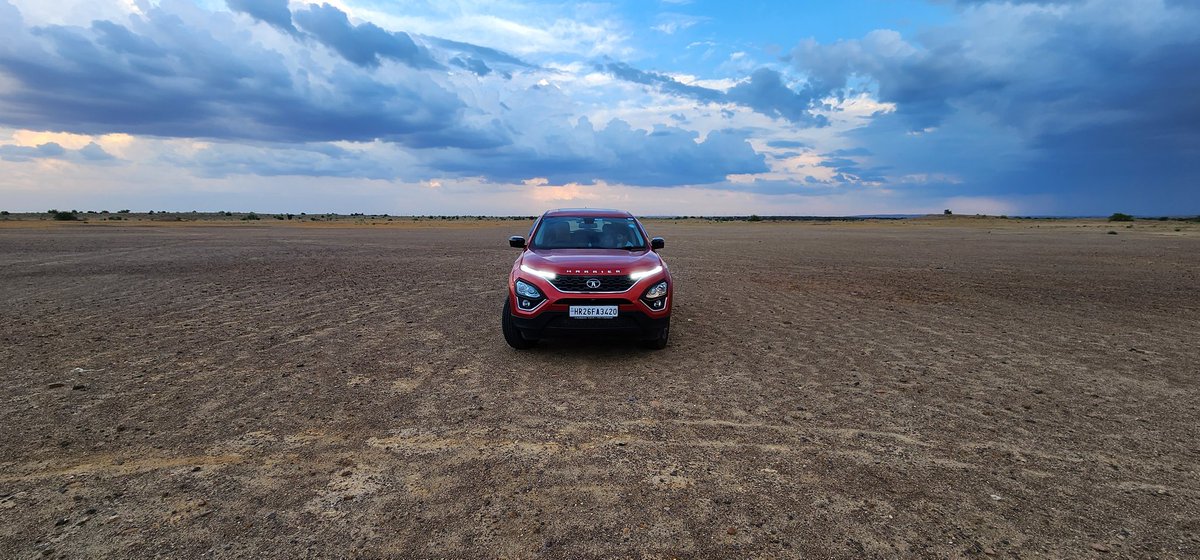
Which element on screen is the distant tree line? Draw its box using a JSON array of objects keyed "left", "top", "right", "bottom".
[{"left": 3, "top": 210, "right": 1197, "bottom": 223}]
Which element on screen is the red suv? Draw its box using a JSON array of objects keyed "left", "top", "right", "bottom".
[{"left": 502, "top": 209, "right": 672, "bottom": 349}]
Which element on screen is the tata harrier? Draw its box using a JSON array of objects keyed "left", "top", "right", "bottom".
[{"left": 502, "top": 209, "right": 672, "bottom": 349}]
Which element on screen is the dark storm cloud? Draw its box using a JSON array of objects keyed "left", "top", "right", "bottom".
[
  {"left": 226, "top": 2, "right": 531, "bottom": 74},
  {"left": 0, "top": 142, "right": 64, "bottom": 161},
  {"left": 725, "top": 68, "right": 829, "bottom": 127},
  {"left": 789, "top": 0, "right": 1200, "bottom": 213},
  {"left": 824, "top": 147, "right": 871, "bottom": 157},
  {"left": 601, "top": 61, "right": 723, "bottom": 103},
  {"left": 791, "top": 29, "right": 1007, "bottom": 131},
  {"left": 226, "top": 0, "right": 297, "bottom": 35},
  {"left": 421, "top": 36, "right": 534, "bottom": 69},
  {"left": 0, "top": 141, "right": 114, "bottom": 163},
  {"left": 291, "top": 3, "right": 440, "bottom": 69},
  {"left": 0, "top": 1, "right": 492, "bottom": 148},
  {"left": 601, "top": 62, "right": 828, "bottom": 127},
  {"left": 90, "top": 20, "right": 164, "bottom": 56},
  {"left": 765, "top": 140, "right": 809, "bottom": 149},
  {"left": 820, "top": 159, "right": 889, "bottom": 184},
  {"left": 431, "top": 120, "right": 768, "bottom": 187},
  {"left": 0, "top": 1, "right": 770, "bottom": 186},
  {"left": 449, "top": 56, "right": 492, "bottom": 76}
]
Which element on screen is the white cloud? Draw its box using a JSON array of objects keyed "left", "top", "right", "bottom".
[
  {"left": 651, "top": 13, "right": 706, "bottom": 35},
  {"left": 8, "top": 0, "right": 136, "bottom": 25},
  {"left": 322, "top": 0, "right": 633, "bottom": 58}
]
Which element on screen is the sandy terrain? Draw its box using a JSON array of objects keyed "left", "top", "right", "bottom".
[{"left": 1, "top": 218, "right": 1198, "bottom": 558}]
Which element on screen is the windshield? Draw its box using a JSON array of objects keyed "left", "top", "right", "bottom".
[{"left": 532, "top": 216, "right": 647, "bottom": 250}]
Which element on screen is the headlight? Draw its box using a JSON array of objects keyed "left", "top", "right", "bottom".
[
  {"left": 641, "top": 280, "right": 669, "bottom": 311},
  {"left": 519, "top": 264, "right": 556, "bottom": 280},
  {"left": 629, "top": 265, "right": 663, "bottom": 281},
  {"left": 515, "top": 279, "right": 541, "bottom": 298},
  {"left": 644, "top": 280, "right": 668, "bottom": 299}
]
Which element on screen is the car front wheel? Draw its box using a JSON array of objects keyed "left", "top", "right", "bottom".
[
  {"left": 502, "top": 297, "right": 537, "bottom": 349},
  {"left": 639, "top": 318, "right": 669, "bottom": 350}
]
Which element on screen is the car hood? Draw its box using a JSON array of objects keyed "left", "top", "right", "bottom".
[{"left": 521, "top": 248, "right": 662, "bottom": 275}]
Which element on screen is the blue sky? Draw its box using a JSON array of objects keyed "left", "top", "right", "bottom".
[{"left": 0, "top": 0, "right": 1196, "bottom": 215}]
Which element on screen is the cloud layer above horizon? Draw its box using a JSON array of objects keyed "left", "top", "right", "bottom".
[{"left": 0, "top": 0, "right": 1196, "bottom": 215}]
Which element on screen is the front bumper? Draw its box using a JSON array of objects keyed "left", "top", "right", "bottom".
[
  {"left": 509, "top": 271, "right": 671, "bottom": 341},
  {"left": 510, "top": 307, "right": 670, "bottom": 341}
]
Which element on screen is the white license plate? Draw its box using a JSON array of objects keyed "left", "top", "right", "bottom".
[{"left": 569, "top": 305, "right": 618, "bottom": 319}]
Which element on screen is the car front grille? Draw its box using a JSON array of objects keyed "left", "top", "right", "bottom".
[{"left": 550, "top": 275, "right": 636, "bottom": 292}]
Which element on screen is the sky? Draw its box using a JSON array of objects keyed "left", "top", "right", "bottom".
[{"left": 0, "top": 0, "right": 1196, "bottom": 216}]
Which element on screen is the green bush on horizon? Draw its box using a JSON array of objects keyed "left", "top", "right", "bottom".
[{"left": 1108, "top": 212, "right": 1134, "bottom": 222}]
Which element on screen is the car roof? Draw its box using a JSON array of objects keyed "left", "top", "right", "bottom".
[{"left": 542, "top": 208, "right": 633, "bottom": 219}]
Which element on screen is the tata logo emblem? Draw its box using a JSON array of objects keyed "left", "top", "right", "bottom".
[{"left": 585, "top": 278, "right": 602, "bottom": 289}]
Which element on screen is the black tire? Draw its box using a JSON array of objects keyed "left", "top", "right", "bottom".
[
  {"left": 502, "top": 298, "right": 537, "bottom": 349},
  {"left": 639, "top": 318, "right": 670, "bottom": 350}
]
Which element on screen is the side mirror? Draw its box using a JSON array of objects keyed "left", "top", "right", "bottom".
[
  {"left": 650, "top": 237, "right": 665, "bottom": 250},
  {"left": 509, "top": 236, "right": 526, "bottom": 248}
]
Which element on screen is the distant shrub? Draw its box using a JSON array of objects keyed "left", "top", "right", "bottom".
[
  {"left": 1108, "top": 212, "right": 1134, "bottom": 222},
  {"left": 243, "top": 212, "right": 260, "bottom": 221},
  {"left": 1157, "top": 216, "right": 1169, "bottom": 221},
  {"left": 747, "top": 214, "right": 763, "bottom": 222},
  {"left": 944, "top": 209, "right": 953, "bottom": 215},
  {"left": 108, "top": 216, "right": 122, "bottom": 220},
  {"left": 1107, "top": 230, "right": 1118, "bottom": 235},
  {"left": 117, "top": 209, "right": 131, "bottom": 213},
  {"left": 274, "top": 214, "right": 285, "bottom": 220},
  {"left": 51, "top": 210, "right": 78, "bottom": 221},
  {"left": 0, "top": 210, "right": 8, "bottom": 216},
  {"left": 999, "top": 215, "right": 1009, "bottom": 219}
]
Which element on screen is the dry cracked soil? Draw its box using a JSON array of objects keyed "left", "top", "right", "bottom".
[{"left": 1, "top": 218, "right": 1198, "bottom": 558}]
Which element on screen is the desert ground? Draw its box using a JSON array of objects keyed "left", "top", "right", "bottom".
[{"left": 1, "top": 217, "right": 1198, "bottom": 558}]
